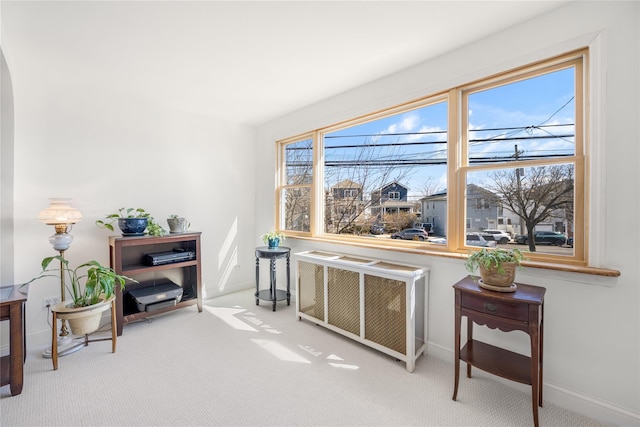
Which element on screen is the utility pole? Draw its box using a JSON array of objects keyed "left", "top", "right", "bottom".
[{"left": 515, "top": 145, "right": 525, "bottom": 236}]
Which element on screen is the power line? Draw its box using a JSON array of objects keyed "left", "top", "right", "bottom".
[
  {"left": 287, "top": 152, "right": 573, "bottom": 168},
  {"left": 286, "top": 125, "right": 575, "bottom": 152}
]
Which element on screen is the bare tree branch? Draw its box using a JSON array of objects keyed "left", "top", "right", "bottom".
[{"left": 488, "top": 165, "right": 574, "bottom": 251}]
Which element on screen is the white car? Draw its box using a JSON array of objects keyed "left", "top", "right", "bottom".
[
  {"left": 482, "top": 229, "right": 511, "bottom": 244},
  {"left": 466, "top": 233, "right": 497, "bottom": 247}
]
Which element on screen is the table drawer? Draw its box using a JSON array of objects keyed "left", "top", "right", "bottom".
[{"left": 461, "top": 293, "right": 528, "bottom": 321}]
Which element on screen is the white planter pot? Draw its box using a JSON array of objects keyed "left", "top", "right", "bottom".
[{"left": 52, "top": 295, "right": 114, "bottom": 336}]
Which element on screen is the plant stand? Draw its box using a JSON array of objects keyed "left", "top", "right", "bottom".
[{"left": 50, "top": 296, "right": 117, "bottom": 370}]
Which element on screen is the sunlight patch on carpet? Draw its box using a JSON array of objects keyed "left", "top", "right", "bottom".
[
  {"left": 204, "top": 306, "right": 257, "bottom": 332},
  {"left": 251, "top": 339, "right": 311, "bottom": 363}
]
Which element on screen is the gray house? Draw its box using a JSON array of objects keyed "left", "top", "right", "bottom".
[
  {"left": 421, "top": 184, "right": 503, "bottom": 237},
  {"left": 421, "top": 184, "right": 570, "bottom": 238},
  {"left": 326, "top": 179, "right": 365, "bottom": 232},
  {"left": 419, "top": 189, "right": 448, "bottom": 237}
]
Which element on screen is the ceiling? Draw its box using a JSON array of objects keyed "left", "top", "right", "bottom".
[{"left": 2, "top": 1, "right": 570, "bottom": 126}]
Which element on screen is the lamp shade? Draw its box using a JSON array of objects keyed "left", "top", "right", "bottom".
[{"left": 38, "top": 198, "right": 83, "bottom": 225}]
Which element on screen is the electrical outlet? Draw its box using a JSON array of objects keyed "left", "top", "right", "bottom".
[{"left": 42, "top": 296, "right": 60, "bottom": 310}]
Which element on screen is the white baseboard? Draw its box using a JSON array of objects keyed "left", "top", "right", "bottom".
[{"left": 426, "top": 342, "right": 640, "bottom": 427}]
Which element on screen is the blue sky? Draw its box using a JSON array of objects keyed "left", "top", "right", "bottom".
[{"left": 323, "top": 67, "right": 575, "bottom": 200}]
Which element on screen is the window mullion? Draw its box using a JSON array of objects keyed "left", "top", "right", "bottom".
[
  {"left": 312, "top": 131, "right": 323, "bottom": 237},
  {"left": 448, "top": 88, "right": 463, "bottom": 251}
]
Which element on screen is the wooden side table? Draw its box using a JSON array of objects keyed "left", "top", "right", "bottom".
[
  {"left": 452, "top": 275, "right": 546, "bottom": 427},
  {"left": 255, "top": 246, "right": 291, "bottom": 311},
  {"left": 0, "top": 284, "right": 29, "bottom": 396}
]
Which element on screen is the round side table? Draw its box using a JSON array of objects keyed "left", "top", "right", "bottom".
[{"left": 255, "top": 246, "right": 291, "bottom": 311}]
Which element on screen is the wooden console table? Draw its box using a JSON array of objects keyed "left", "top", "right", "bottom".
[
  {"left": 452, "top": 276, "right": 546, "bottom": 427},
  {"left": 0, "top": 284, "right": 29, "bottom": 396}
]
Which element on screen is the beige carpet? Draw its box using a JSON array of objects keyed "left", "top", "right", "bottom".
[{"left": 1, "top": 288, "right": 605, "bottom": 426}]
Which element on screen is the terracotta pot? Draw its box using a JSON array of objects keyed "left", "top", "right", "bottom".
[
  {"left": 52, "top": 296, "right": 114, "bottom": 336},
  {"left": 479, "top": 262, "right": 517, "bottom": 287}
]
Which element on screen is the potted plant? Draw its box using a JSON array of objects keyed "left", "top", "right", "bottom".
[
  {"left": 167, "top": 214, "right": 190, "bottom": 233},
  {"left": 96, "top": 207, "right": 166, "bottom": 236},
  {"left": 262, "top": 230, "right": 285, "bottom": 248},
  {"left": 464, "top": 247, "right": 525, "bottom": 291},
  {"left": 26, "top": 256, "right": 136, "bottom": 335}
]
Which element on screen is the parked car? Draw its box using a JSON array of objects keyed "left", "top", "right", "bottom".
[
  {"left": 567, "top": 237, "right": 574, "bottom": 248},
  {"left": 413, "top": 222, "right": 433, "bottom": 233},
  {"left": 391, "top": 228, "right": 428, "bottom": 241},
  {"left": 515, "top": 231, "right": 567, "bottom": 246},
  {"left": 370, "top": 224, "right": 385, "bottom": 235},
  {"left": 466, "top": 232, "right": 497, "bottom": 247},
  {"left": 482, "top": 229, "right": 511, "bottom": 244}
]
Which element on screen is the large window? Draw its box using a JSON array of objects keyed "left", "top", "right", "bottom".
[{"left": 277, "top": 50, "right": 588, "bottom": 266}]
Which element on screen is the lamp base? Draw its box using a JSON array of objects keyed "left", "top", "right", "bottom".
[{"left": 42, "top": 335, "right": 85, "bottom": 359}]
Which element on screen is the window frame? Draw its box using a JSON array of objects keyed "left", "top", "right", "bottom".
[
  {"left": 276, "top": 133, "right": 315, "bottom": 236},
  {"left": 274, "top": 48, "right": 619, "bottom": 275},
  {"left": 458, "top": 51, "right": 585, "bottom": 266}
]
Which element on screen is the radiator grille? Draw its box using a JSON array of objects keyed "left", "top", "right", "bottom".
[
  {"left": 298, "top": 261, "right": 324, "bottom": 321},
  {"left": 364, "top": 275, "right": 406, "bottom": 355},
  {"left": 328, "top": 267, "right": 360, "bottom": 336}
]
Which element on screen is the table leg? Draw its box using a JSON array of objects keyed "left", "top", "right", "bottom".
[
  {"left": 51, "top": 311, "right": 58, "bottom": 371},
  {"left": 270, "top": 258, "right": 277, "bottom": 311},
  {"left": 8, "top": 303, "right": 24, "bottom": 395},
  {"left": 530, "top": 328, "right": 540, "bottom": 427},
  {"left": 255, "top": 257, "right": 260, "bottom": 305},
  {"left": 452, "top": 303, "right": 461, "bottom": 401},
  {"left": 466, "top": 317, "right": 473, "bottom": 378},
  {"left": 111, "top": 300, "right": 117, "bottom": 353},
  {"left": 530, "top": 304, "right": 543, "bottom": 427},
  {"left": 286, "top": 255, "right": 291, "bottom": 306},
  {"left": 22, "top": 305, "right": 27, "bottom": 363},
  {"left": 540, "top": 302, "right": 544, "bottom": 406}
]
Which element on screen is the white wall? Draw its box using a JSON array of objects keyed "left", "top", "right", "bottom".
[
  {"left": 1, "top": 46, "right": 258, "bottom": 349},
  {"left": 256, "top": 2, "right": 639, "bottom": 425}
]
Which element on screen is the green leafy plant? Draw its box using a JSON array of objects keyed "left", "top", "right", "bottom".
[
  {"left": 145, "top": 217, "right": 165, "bottom": 236},
  {"left": 465, "top": 247, "right": 526, "bottom": 275},
  {"left": 96, "top": 207, "right": 166, "bottom": 236},
  {"left": 261, "top": 230, "right": 285, "bottom": 244},
  {"left": 26, "top": 256, "right": 136, "bottom": 308}
]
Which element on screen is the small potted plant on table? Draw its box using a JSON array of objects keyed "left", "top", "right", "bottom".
[
  {"left": 262, "top": 230, "right": 285, "bottom": 248},
  {"left": 464, "top": 247, "right": 525, "bottom": 292},
  {"left": 167, "top": 214, "right": 190, "bottom": 233}
]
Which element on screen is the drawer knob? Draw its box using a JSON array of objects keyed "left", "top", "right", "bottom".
[{"left": 484, "top": 303, "right": 498, "bottom": 313}]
